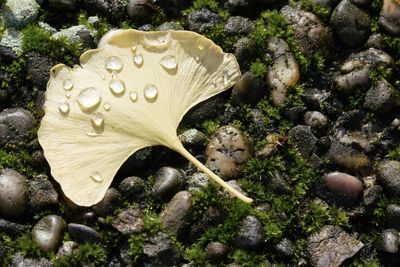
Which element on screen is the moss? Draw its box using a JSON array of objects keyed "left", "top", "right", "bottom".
[
  {"left": 369, "top": 65, "right": 393, "bottom": 86},
  {"left": 250, "top": 59, "right": 268, "bottom": 78},
  {"left": 16, "top": 233, "right": 46, "bottom": 258},
  {"left": 289, "top": 0, "right": 331, "bottom": 22},
  {"left": 77, "top": 11, "right": 111, "bottom": 40},
  {"left": 199, "top": 120, "right": 220, "bottom": 136},
  {"left": 230, "top": 249, "right": 269, "bottom": 267},
  {"left": 202, "top": 23, "right": 237, "bottom": 52},
  {"left": 386, "top": 146, "right": 400, "bottom": 161},
  {"left": 0, "top": 148, "right": 38, "bottom": 176},
  {"left": 0, "top": 233, "right": 15, "bottom": 266}
]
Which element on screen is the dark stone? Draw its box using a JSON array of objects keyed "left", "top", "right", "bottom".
[
  {"left": 323, "top": 172, "right": 363, "bottom": 206},
  {"left": 182, "top": 95, "right": 226, "bottom": 125},
  {"left": 81, "top": 0, "right": 126, "bottom": 21},
  {"left": 224, "top": 0, "right": 254, "bottom": 16},
  {"left": 118, "top": 147, "right": 153, "bottom": 175},
  {"left": 118, "top": 176, "right": 145, "bottom": 200},
  {"left": 377, "top": 160, "right": 400, "bottom": 197},
  {"left": 152, "top": 167, "right": 185, "bottom": 201},
  {"left": 365, "top": 33, "right": 386, "bottom": 49},
  {"left": 386, "top": 204, "right": 400, "bottom": 229},
  {"left": 377, "top": 229, "right": 399, "bottom": 253},
  {"left": 143, "top": 232, "right": 182, "bottom": 266},
  {"left": 234, "top": 37, "right": 257, "bottom": 71},
  {"left": 0, "top": 218, "right": 29, "bottom": 236},
  {"left": 26, "top": 52, "right": 56, "bottom": 90},
  {"left": 364, "top": 79, "right": 400, "bottom": 113},
  {"left": 0, "top": 169, "right": 28, "bottom": 218},
  {"left": 235, "top": 216, "right": 264, "bottom": 249},
  {"left": 326, "top": 140, "right": 370, "bottom": 171},
  {"left": 269, "top": 172, "right": 292, "bottom": 194},
  {"left": 224, "top": 16, "right": 254, "bottom": 35},
  {"left": 29, "top": 175, "right": 59, "bottom": 210},
  {"left": 156, "top": 21, "right": 184, "bottom": 31},
  {"left": 187, "top": 8, "right": 220, "bottom": 33},
  {"left": 190, "top": 206, "right": 224, "bottom": 240},
  {"left": 288, "top": 125, "right": 318, "bottom": 159},
  {"left": 48, "top": 0, "right": 78, "bottom": 11},
  {"left": 126, "top": 0, "right": 157, "bottom": 23},
  {"left": 112, "top": 208, "right": 144, "bottom": 235},
  {"left": 0, "top": 108, "right": 34, "bottom": 146},
  {"left": 77, "top": 29, "right": 96, "bottom": 49},
  {"left": 231, "top": 71, "right": 266, "bottom": 106},
  {"left": 363, "top": 185, "right": 383, "bottom": 206},
  {"left": 304, "top": 111, "right": 328, "bottom": 129},
  {"left": 92, "top": 188, "right": 121, "bottom": 217},
  {"left": 68, "top": 223, "right": 101, "bottom": 243},
  {"left": 302, "top": 88, "right": 331, "bottom": 110},
  {"left": 32, "top": 215, "right": 66, "bottom": 252}
]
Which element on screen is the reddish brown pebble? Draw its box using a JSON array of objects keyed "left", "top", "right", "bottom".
[{"left": 323, "top": 172, "right": 363, "bottom": 201}]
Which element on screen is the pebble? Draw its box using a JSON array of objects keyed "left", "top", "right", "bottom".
[
  {"left": 0, "top": 169, "right": 27, "bottom": 217},
  {"left": 224, "top": 0, "right": 254, "bottom": 16},
  {"left": 231, "top": 71, "right": 266, "bottom": 106},
  {"left": 330, "top": 0, "right": 371, "bottom": 46},
  {"left": 152, "top": 167, "right": 185, "bottom": 201},
  {"left": 188, "top": 8, "right": 220, "bottom": 32},
  {"left": 234, "top": 37, "right": 257, "bottom": 70},
  {"left": 266, "top": 37, "right": 300, "bottom": 107},
  {"left": 92, "top": 188, "right": 121, "bottom": 217},
  {"left": 288, "top": 125, "right": 318, "bottom": 159},
  {"left": 32, "top": 215, "right": 66, "bottom": 252},
  {"left": 119, "top": 147, "right": 153, "bottom": 176},
  {"left": 3, "top": 0, "right": 40, "bottom": 29},
  {"left": 188, "top": 172, "right": 209, "bottom": 191},
  {"left": 51, "top": 25, "right": 95, "bottom": 48},
  {"left": 0, "top": 108, "right": 34, "bottom": 146},
  {"left": 12, "top": 252, "right": 53, "bottom": 267},
  {"left": 307, "top": 225, "right": 364, "bottom": 267},
  {"left": 365, "top": 33, "right": 386, "bottom": 49},
  {"left": 190, "top": 206, "right": 224, "bottom": 240},
  {"left": 26, "top": 52, "right": 56, "bottom": 89},
  {"left": 57, "top": 241, "right": 78, "bottom": 257},
  {"left": 326, "top": 140, "right": 370, "bottom": 171},
  {"left": 269, "top": 172, "right": 293, "bottom": 194},
  {"left": 126, "top": 0, "right": 156, "bottom": 22},
  {"left": 112, "top": 208, "right": 144, "bottom": 235},
  {"left": 179, "top": 129, "right": 207, "bottom": 147},
  {"left": 377, "top": 160, "right": 400, "bottom": 197},
  {"left": 323, "top": 172, "right": 363, "bottom": 204},
  {"left": 156, "top": 22, "right": 184, "bottom": 31},
  {"left": 275, "top": 238, "right": 295, "bottom": 257},
  {"left": 205, "top": 241, "right": 229, "bottom": 263},
  {"left": 143, "top": 232, "right": 182, "bottom": 266},
  {"left": 160, "top": 191, "right": 192, "bottom": 239},
  {"left": 182, "top": 95, "right": 225, "bottom": 124},
  {"left": 68, "top": 223, "right": 101, "bottom": 243},
  {"left": 29, "top": 174, "right": 59, "bottom": 210},
  {"left": 377, "top": 229, "right": 399, "bottom": 253},
  {"left": 206, "top": 126, "right": 252, "bottom": 179},
  {"left": 363, "top": 185, "right": 383, "bottom": 206},
  {"left": 0, "top": 218, "right": 29, "bottom": 236},
  {"left": 379, "top": 0, "right": 400, "bottom": 35},
  {"left": 48, "top": 0, "right": 78, "bottom": 11},
  {"left": 235, "top": 216, "right": 264, "bottom": 249},
  {"left": 118, "top": 176, "right": 145, "bottom": 200},
  {"left": 302, "top": 88, "right": 331, "bottom": 110},
  {"left": 224, "top": 16, "right": 254, "bottom": 35},
  {"left": 364, "top": 79, "right": 400, "bottom": 113},
  {"left": 304, "top": 111, "right": 329, "bottom": 129},
  {"left": 281, "top": 5, "right": 333, "bottom": 57},
  {"left": 0, "top": 28, "right": 23, "bottom": 55},
  {"left": 386, "top": 204, "right": 400, "bottom": 229},
  {"left": 81, "top": 0, "right": 125, "bottom": 21}
]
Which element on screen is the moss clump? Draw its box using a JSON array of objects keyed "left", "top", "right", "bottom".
[
  {"left": 289, "top": 0, "right": 331, "bottom": 22},
  {"left": 54, "top": 243, "right": 106, "bottom": 267},
  {"left": 77, "top": 12, "right": 111, "bottom": 41}
]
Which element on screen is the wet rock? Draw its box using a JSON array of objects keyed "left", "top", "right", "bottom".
[
  {"left": 275, "top": 238, "right": 295, "bottom": 257},
  {"left": 183, "top": 95, "right": 225, "bottom": 124},
  {"left": 92, "top": 188, "right": 121, "bottom": 217},
  {"left": 363, "top": 185, "right": 383, "bottom": 206},
  {"left": 179, "top": 129, "right": 207, "bottom": 147},
  {"left": 160, "top": 191, "right": 192, "bottom": 238},
  {"left": 377, "top": 229, "right": 399, "bottom": 253},
  {"left": 51, "top": 25, "right": 95, "bottom": 48},
  {"left": 119, "top": 147, "right": 153, "bottom": 175},
  {"left": 190, "top": 206, "right": 224, "bottom": 240},
  {"left": 288, "top": 125, "right": 318, "bottom": 159},
  {"left": 68, "top": 223, "right": 101, "bottom": 243},
  {"left": 57, "top": 241, "right": 78, "bottom": 257},
  {"left": 0, "top": 169, "right": 27, "bottom": 217},
  {"left": 231, "top": 71, "right": 266, "bottom": 106},
  {"left": 304, "top": 111, "right": 328, "bottom": 129},
  {"left": 29, "top": 175, "right": 59, "bottom": 210},
  {"left": 386, "top": 204, "right": 400, "bottom": 229},
  {"left": 266, "top": 37, "right": 300, "bottom": 107},
  {"left": 330, "top": 0, "right": 370, "bottom": 46},
  {"left": 205, "top": 241, "right": 229, "bottom": 263},
  {"left": 82, "top": 0, "right": 125, "bottom": 21},
  {"left": 152, "top": 167, "right": 185, "bottom": 201},
  {"left": 143, "top": 232, "right": 182, "bottom": 266},
  {"left": 323, "top": 172, "right": 363, "bottom": 204},
  {"left": 156, "top": 21, "right": 184, "bottom": 31},
  {"left": 224, "top": 16, "right": 254, "bottom": 35},
  {"left": 118, "top": 176, "right": 145, "bottom": 200},
  {"left": 206, "top": 126, "right": 252, "bottom": 179},
  {"left": 126, "top": 0, "right": 157, "bottom": 22},
  {"left": 48, "top": 0, "right": 78, "bottom": 11},
  {"left": 0, "top": 28, "right": 23, "bottom": 55},
  {"left": 365, "top": 33, "right": 386, "bottom": 49},
  {"left": 379, "top": 0, "right": 400, "bottom": 35},
  {"left": 3, "top": 0, "right": 40, "bottom": 29},
  {"left": 310, "top": 0, "right": 333, "bottom": 8},
  {"left": 188, "top": 8, "right": 220, "bottom": 33},
  {"left": 377, "top": 160, "right": 400, "bottom": 197},
  {"left": 234, "top": 37, "right": 257, "bottom": 71},
  {"left": 281, "top": 5, "right": 333, "bottom": 57},
  {"left": 0, "top": 108, "right": 34, "bottom": 146},
  {"left": 364, "top": 79, "right": 400, "bottom": 113},
  {"left": 0, "top": 219, "right": 29, "bottom": 236},
  {"left": 112, "top": 208, "right": 144, "bottom": 235},
  {"left": 11, "top": 252, "right": 53, "bottom": 267},
  {"left": 235, "top": 216, "right": 264, "bottom": 249},
  {"left": 307, "top": 225, "right": 364, "bottom": 267},
  {"left": 188, "top": 172, "right": 209, "bottom": 191},
  {"left": 326, "top": 140, "right": 370, "bottom": 171},
  {"left": 32, "top": 215, "right": 66, "bottom": 252},
  {"left": 302, "top": 88, "right": 331, "bottom": 110}
]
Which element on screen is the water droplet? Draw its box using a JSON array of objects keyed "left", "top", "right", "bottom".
[
  {"left": 63, "top": 79, "right": 74, "bottom": 90},
  {"left": 159, "top": 55, "right": 177, "bottom": 71},
  {"left": 77, "top": 87, "right": 101, "bottom": 112},
  {"left": 198, "top": 44, "right": 205, "bottom": 50},
  {"left": 90, "top": 171, "right": 103, "bottom": 183},
  {"left": 58, "top": 102, "right": 69, "bottom": 114},
  {"left": 91, "top": 112, "right": 104, "bottom": 128},
  {"left": 131, "top": 45, "right": 137, "bottom": 53},
  {"left": 65, "top": 93, "right": 71, "bottom": 99},
  {"left": 109, "top": 79, "right": 125, "bottom": 95},
  {"left": 223, "top": 70, "right": 229, "bottom": 85},
  {"left": 133, "top": 54, "right": 143, "bottom": 66},
  {"left": 212, "top": 81, "right": 217, "bottom": 87},
  {"left": 144, "top": 84, "right": 158, "bottom": 101},
  {"left": 103, "top": 102, "right": 111, "bottom": 111},
  {"left": 194, "top": 56, "right": 200, "bottom": 62},
  {"left": 130, "top": 91, "right": 138, "bottom": 102},
  {"left": 105, "top": 56, "right": 123, "bottom": 73}
]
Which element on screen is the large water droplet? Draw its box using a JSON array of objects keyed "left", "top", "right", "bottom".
[
  {"left": 77, "top": 87, "right": 101, "bottom": 112},
  {"left": 58, "top": 102, "right": 69, "bottom": 114},
  {"left": 223, "top": 70, "right": 229, "bottom": 86},
  {"left": 133, "top": 54, "right": 143, "bottom": 66},
  {"left": 90, "top": 171, "right": 103, "bottom": 183},
  {"left": 63, "top": 79, "right": 74, "bottom": 90},
  {"left": 159, "top": 55, "right": 177, "bottom": 71},
  {"left": 103, "top": 102, "right": 111, "bottom": 111},
  {"left": 130, "top": 91, "right": 138, "bottom": 102},
  {"left": 91, "top": 112, "right": 104, "bottom": 128},
  {"left": 105, "top": 56, "right": 123, "bottom": 73},
  {"left": 144, "top": 84, "right": 158, "bottom": 101},
  {"left": 109, "top": 79, "right": 126, "bottom": 96}
]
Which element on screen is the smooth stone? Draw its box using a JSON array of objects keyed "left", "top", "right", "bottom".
[
  {"left": 266, "top": 37, "right": 300, "bottom": 107},
  {"left": 92, "top": 188, "right": 121, "bottom": 217},
  {"left": 377, "top": 160, "right": 400, "bottom": 197},
  {"left": 29, "top": 174, "right": 59, "bottom": 210},
  {"left": 178, "top": 129, "right": 207, "bottom": 147},
  {"left": 48, "top": 0, "right": 78, "bottom": 11},
  {"left": 112, "top": 208, "right": 144, "bottom": 235},
  {"left": 234, "top": 37, "right": 257, "bottom": 70},
  {"left": 330, "top": 0, "right": 370, "bottom": 46},
  {"left": 364, "top": 79, "right": 400, "bottom": 113},
  {"left": 205, "top": 241, "right": 229, "bottom": 263},
  {"left": 224, "top": 16, "right": 254, "bottom": 35},
  {"left": 143, "top": 232, "right": 182, "bottom": 266},
  {"left": 0, "top": 108, "right": 34, "bottom": 146},
  {"left": 57, "top": 241, "right": 78, "bottom": 257},
  {"left": 160, "top": 191, "right": 192, "bottom": 239},
  {"left": 235, "top": 216, "right": 264, "bottom": 249},
  {"left": 81, "top": 0, "right": 125, "bottom": 21},
  {"left": 288, "top": 125, "right": 318, "bottom": 159},
  {"left": 32, "top": 215, "right": 66, "bottom": 252},
  {"left": 231, "top": 71, "right": 266, "bottom": 106},
  {"left": 118, "top": 176, "right": 145, "bottom": 200},
  {"left": 3, "top": 0, "right": 40, "bottom": 29},
  {"left": 188, "top": 8, "right": 220, "bottom": 32},
  {"left": 304, "top": 111, "right": 328, "bottom": 129},
  {"left": 0, "top": 169, "right": 27, "bottom": 217},
  {"left": 0, "top": 28, "right": 23, "bottom": 55},
  {"left": 182, "top": 95, "right": 225, "bottom": 125},
  {"left": 365, "top": 33, "right": 386, "bottom": 49},
  {"left": 206, "top": 126, "right": 252, "bottom": 179},
  {"left": 307, "top": 225, "right": 364, "bottom": 267},
  {"left": 119, "top": 147, "right": 153, "bottom": 176},
  {"left": 377, "top": 229, "right": 399, "bottom": 253},
  {"left": 323, "top": 172, "right": 363, "bottom": 203},
  {"left": 379, "top": 0, "right": 400, "bottom": 35},
  {"left": 68, "top": 223, "right": 101, "bottom": 243},
  {"left": 152, "top": 167, "right": 185, "bottom": 201},
  {"left": 126, "top": 0, "right": 156, "bottom": 22}
]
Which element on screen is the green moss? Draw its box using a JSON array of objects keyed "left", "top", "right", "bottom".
[
  {"left": 202, "top": 23, "right": 237, "bottom": 52},
  {"left": 290, "top": 0, "right": 331, "bottom": 22},
  {"left": 0, "top": 148, "right": 38, "bottom": 176},
  {"left": 369, "top": 65, "right": 393, "bottom": 85},
  {"left": 0, "top": 233, "right": 15, "bottom": 266},
  {"left": 75, "top": 243, "right": 106, "bottom": 266},
  {"left": 16, "top": 233, "right": 45, "bottom": 258},
  {"left": 77, "top": 11, "right": 111, "bottom": 40},
  {"left": 199, "top": 120, "right": 220, "bottom": 136},
  {"left": 386, "top": 146, "right": 400, "bottom": 161},
  {"left": 230, "top": 249, "right": 269, "bottom": 267},
  {"left": 285, "top": 83, "right": 305, "bottom": 107},
  {"left": 250, "top": 59, "right": 268, "bottom": 78}
]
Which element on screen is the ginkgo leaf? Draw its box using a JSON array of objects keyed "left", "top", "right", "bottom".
[{"left": 38, "top": 29, "right": 253, "bottom": 206}]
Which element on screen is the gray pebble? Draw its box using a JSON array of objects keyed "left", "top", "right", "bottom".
[
  {"left": 152, "top": 167, "right": 184, "bottom": 201},
  {"left": 92, "top": 188, "right": 121, "bottom": 217},
  {"left": 231, "top": 71, "right": 266, "bottom": 106},
  {"left": 3, "top": 0, "right": 40, "bottom": 29},
  {"left": 179, "top": 129, "right": 207, "bottom": 147},
  {"left": 143, "top": 232, "right": 182, "bottom": 266},
  {"left": 377, "top": 160, "right": 400, "bottom": 197},
  {"left": 323, "top": 172, "right": 363, "bottom": 205},
  {"left": 363, "top": 185, "right": 383, "bottom": 206},
  {"left": 304, "top": 111, "right": 328, "bottom": 129},
  {"left": 126, "top": 0, "right": 156, "bottom": 22},
  {"left": 235, "top": 216, "right": 264, "bottom": 249},
  {"left": 11, "top": 252, "right": 53, "bottom": 267},
  {"left": 275, "top": 238, "right": 295, "bottom": 256},
  {"left": 288, "top": 125, "right": 318, "bottom": 159},
  {"left": 0, "top": 108, "right": 34, "bottom": 146},
  {"left": 0, "top": 218, "right": 29, "bottom": 236},
  {"left": 188, "top": 172, "right": 209, "bottom": 191},
  {"left": 57, "top": 241, "right": 78, "bottom": 257},
  {"left": 0, "top": 28, "right": 23, "bottom": 55},
  {"left": 118, "top": 176, "right": 145, "bottom": 199},
  {"left": 82, "top": 0, "right": 125, "bottom": 21},
  {"left": 377, "top": 229, "right": 399, "bottom": 253},
  {"left": 386, "top": 204, "right": 400, "bottom": 229},
  {"left": 364, "top": 79, "right": 400, "bottom": 113},
  {"left": 234, "top": 37, "right": 257, "bottom": 70},
  {"left": 188, "top": 8, "right": 220, "bottom": 33},
  {"left": 224, "top": 16, "right": 254, "bottom": 35},
  {"left": 205, "top": 241, "right": 229, "bottom": 263},
  {"left": 26, "top": 52, "right": 56, "bottom": 90},
  {"left": 29, "top": 174, "right": 59, "bottom": 210},
  {"left": 68, "top": 223, "right": 101, "bottom": 243},
  {"left": 51, "top": 25, "right": 95, "bottom": 47},
  {"left": 156, "top": 22, "right": 184, "bottom": 31},
  {"left": 379, "top": 0, "right": 400, "bottom": 35},
  {"left": 32, "top": 215, "right": 66, "bottom": 252},
  {"left": 326, "top": 140, "right": 370, "bottom": 171},
  {"left": 365, "top": 33, "right": 386, "bottom": 49},
  {"left": 0, "top": 169, "right": 27, "bottom": 217},
  {"left": 112, "top": 208, "right": 144, "bottom": 235}
]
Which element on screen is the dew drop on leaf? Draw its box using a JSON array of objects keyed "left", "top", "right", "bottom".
[
  {"left": 159, "top": 55, "right": 177, "bottom": 71},
  {"left": 144, "top": 84, "right": 158, "bottom": 101},
  {"left": 91, "top": 112, "right": 104, "bottom": 128},
  {"left": 103, "top": 102, "right": 111, "bottom": 111},
  {"left": 130, "top": 91, "right": 138, "bottom": 102},
  {"left": 133, "top": 54, "right": 143, "bottom": 66},
  {"left": 77, "top": 87, "right": 101, "bottom": 112},
  {"left": 63, "top": 79, "right": 74, "bottom": 90},
  {"left": 109, "top": 79, "right": 126, "bottom": 96},
  {"left": 90, "top": 171, "right": 103, "bottom": 183},
  {"left": 58, "top": 102, "right": 69, "bottom": 114},
  {"left": 105, "top": 56, "right": 123, "bottom": 73}
]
